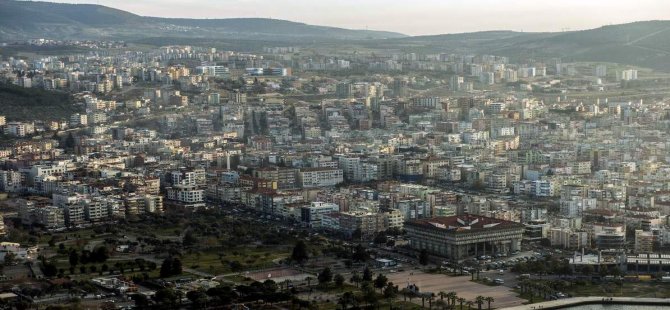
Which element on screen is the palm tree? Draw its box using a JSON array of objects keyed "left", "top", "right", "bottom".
[
  {"left": 401, "top": 287, "right": 414, "bottom": 302},
  {"left": 428, "top": 293, "right": 435, "bottom": 309},
  {"left": 465, "top": 300, "right": 474, "bottom": 310},
  {"left": 438, "top": 291, "right": 447, "bottom": 301},
  {"left": 457, "top": 297, "right": 466, "bottom": 309},
  {"left": 484, "top": 296, "right": 495, "bottom": 310},
  {"left": 475, "top": 296, "right": 485, "bottom": 310},
  {"left": 447, "top": 292, "right": 457, "bottom": 308}
]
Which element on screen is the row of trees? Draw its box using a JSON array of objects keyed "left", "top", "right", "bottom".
[
  {"left": 400, "top": 289, "right": 496, "bottom": 310},
  {"left": 146, "top": 279, "right": 292, "bottom": 308}
]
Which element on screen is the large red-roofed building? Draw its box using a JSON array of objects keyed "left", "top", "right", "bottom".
[{"left": 405, "top": 214, "right": 525, "bottom": 260}]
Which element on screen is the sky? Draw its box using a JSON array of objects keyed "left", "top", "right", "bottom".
[{"left": 43, "top": 0, "right": 670, "bottom": 36}]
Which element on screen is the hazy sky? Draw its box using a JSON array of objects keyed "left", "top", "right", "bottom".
[{"left": 46, "top": 0, "right": 670, "bottom": 35}]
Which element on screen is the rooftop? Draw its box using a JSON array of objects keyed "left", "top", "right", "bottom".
[{"left": 406, "top": 214, "right": 524, "bottom": 232}]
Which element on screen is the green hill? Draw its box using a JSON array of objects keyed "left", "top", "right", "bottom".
[
  {"left": 0, "top": 83, "right": 81, "bottom": 121},
  {"left": 0, "top": 0, "right": 405, "bottom": 41},
  {"left": 370, "top": 21, "right": 670, "bottom": 70}
]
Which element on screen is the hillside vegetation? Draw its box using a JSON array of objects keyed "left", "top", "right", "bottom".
[
  {"left": 0, "top": 0, "right": 404, "bottom": 41},
  {"left": 0, "top": 83, "right": 81, "bottom": 121}
]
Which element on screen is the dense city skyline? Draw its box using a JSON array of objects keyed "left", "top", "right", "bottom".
[
  {"left": 37, "top": 0, "right": 670, "bottom": 35},
  {"left": 4, "top": 0, "right": 670, "bottom": 309}
]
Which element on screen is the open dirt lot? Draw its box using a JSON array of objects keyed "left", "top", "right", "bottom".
[
  {"left": 386, "top": 271, "right": 526, "bottom": 308},
  {"left": 245, "top": 267, "right": 312, "bottom": 282}
]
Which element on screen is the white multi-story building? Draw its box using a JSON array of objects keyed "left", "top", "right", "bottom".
[
  {"left": 300, "top": 202, "right": 340, "bottom": 228},
  {"left": 531, "top": 180, "right": 556, "bottom": 197},
  {"left": 69, "top": 113, "right": 88, "bottom": 127},
  {"left": 195, "top": 65, "right": 229, "bottom": 77},
  {"left": 83, "top": 197, "right": 111, "bottom": 222},
  {"left": 619, "top": 69, "right": 638, "bottom": 81},
  {"left": 64, "top": 204, "right": 86, "bottom": 226},
  {"left": 0, "top": 170, "right": 23, "bottom": 192},
  {"left": 166, "top": 185, "right": 205, "bottom": 209},
  {"left": 298, "top": 168, "right": 344, "bottom": 188},
  {"left": 35, "top": 206, "right": 65, "bottom": 229},
  {"left": 4, "top": 122, "right": 34, "bottom": 137}
]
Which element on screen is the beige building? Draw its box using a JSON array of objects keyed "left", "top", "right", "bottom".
[{"left": 635, "top": 230, "right": 654, "bottom": 254}]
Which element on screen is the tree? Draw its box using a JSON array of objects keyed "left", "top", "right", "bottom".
[
  {"left": 3, "top": 252, "right": 16, "bottom": 266},
  {"left": 182, "top": 231, "right": 198, "bottom": 247},
  {"left": 171, "top": 258, "right": 182, "bottom": 275},
  {"left": 383, "top": 282, "right": 398, "bottom": 300},
  {"left": 419, "top": 249, "right": 430, "bottom": 265},
  {"left": 339, "top": 291, "right": 355, "bottom": 309},
  {"left": 373, "top": 232, "right": 387, "bottom": 245},
  {"left": 68, "top": 250, "right": 79, "bottom": 267},
  {"left": 466, "top": 300, "right": 475, "bottom": 310},
  {"left": 457, "top": 297, "right": 466, "bottom": 309},
  {"left": 65, "top": 132, "right": 75, "bottom": 149},
  {"left": 352, "top": 244, "right": 369, "bottom": 262},
  {"left": 131, "top": 294, "right": 150, "bottom": 308},
  {"left": 92, "top": 246, "right": 109, "bottom": 263},
  {"left": 447, "top": 292, "right": 457, "bottom": 308},
  {"left": 263, "top": 279, "right": 278, "bottom": 293},
  {"left": 154, "top": 287, "right": 177, "bottom": 306},
  {"left": 374, "top": 274, "right": 388, "bottom": 292},
  {"left": 350, "top": 272, "right": 362, "bottom": 288},
  {"left": 334, "top": 274, "right": 345, "bottom": 288},
  {"left": 318, "top": 267, "right": 333, "bottom": 285},
  {"left": 401, "top": 288, "right": 413, "bottom": 302},
  {"left": 186, "top": 290, "right": 207, "bottom": 307},
  {"left": 362, "top": 266, "right": 373, "bottom": 282},
  {"left": 160, "top": 257, "right": 173, "bottom": 278},
  {"left": 485, "top": 296, "right": 495, "bottom": 310},
  {"left": 291, "top": 240, "right": 309, "bottom": 264},
  {"left": 475, "top": 296, "right": 485, "bottom": 310},
  {"left": 42, "top": 261, "right": 58, "bottom": 277},
  {"left": 362, "top": 282, "right": 378, "bottom": 307}
]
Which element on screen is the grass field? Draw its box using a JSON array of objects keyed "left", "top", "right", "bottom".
[{"left": 180, "top": 247, "right": 289, "bottom": 275}]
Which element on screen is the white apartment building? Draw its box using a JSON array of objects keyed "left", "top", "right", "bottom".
[
  {"left": 300, "top": 202, "right": 340, "bottom": 228},
  {"left": 35, "top": 206, "right": 65, "bottom": 229},
  {"left": 298, "top": 168, "right": 344, "bottom": 188},
  {"left": 166, "top": 185, "right": 205, "bottom": 209},
  {"left": 69, "top": 113, "right": 88, "bottom": 127},
  {"left": 4, "top": 122, "right": 34, "bottom": 137}
]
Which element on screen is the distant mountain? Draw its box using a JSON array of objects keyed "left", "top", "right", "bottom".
[
  {"left": 0, "top": 0, "right": 406, "bottom": 41},
  {"left": 2, "top": 1, "right": 670, "bottom": 70},
  {"left": 372, "top": 21, "right": 670, "bottom": 70}
]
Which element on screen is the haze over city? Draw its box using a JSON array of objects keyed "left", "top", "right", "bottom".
[{"left": 39, "top": 0, "right": 670, "bottom": 35}]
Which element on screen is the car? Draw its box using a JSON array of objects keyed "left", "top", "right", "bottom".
[
  {"left": 494, "top": 278, "right": 505, "bottom": 285},
  {"left": 499, "top": 269, "right": 504, "bottom": 274}
]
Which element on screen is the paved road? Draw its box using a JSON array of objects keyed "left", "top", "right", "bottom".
[{"left": 501, "top": 297, "right": 670, "bottom": 310}]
